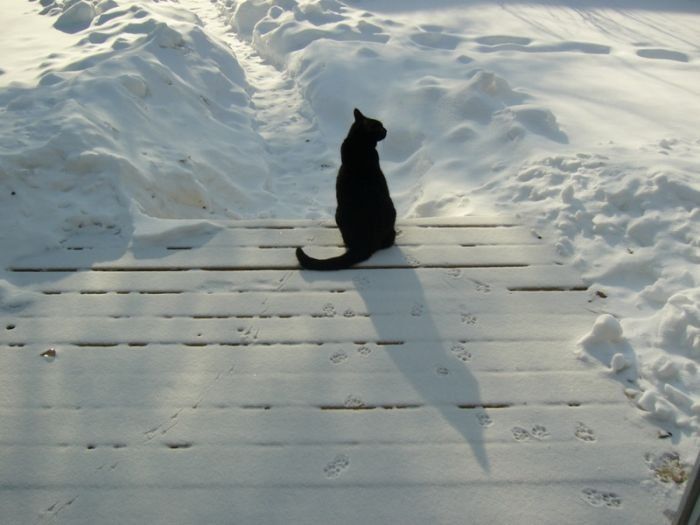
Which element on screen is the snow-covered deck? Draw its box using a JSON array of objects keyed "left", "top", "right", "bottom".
[{"left": 0, "top": 219, "right": 672, "bottom": 523}]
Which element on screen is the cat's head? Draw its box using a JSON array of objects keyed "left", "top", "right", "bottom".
[{"left": 354, "top": 108, "right": 387, "bottom": 142}]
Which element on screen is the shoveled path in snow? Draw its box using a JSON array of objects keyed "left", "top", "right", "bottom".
[
  {"left": 0, "top": 218, "right": 676, "bottom": 524},
  {"left": 183, "top": 0, "right": 333, "bottom": 214}
]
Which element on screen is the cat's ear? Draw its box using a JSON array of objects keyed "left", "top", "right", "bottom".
[{"left": 353, "top": 108, "right": 364, "bottom": 121}]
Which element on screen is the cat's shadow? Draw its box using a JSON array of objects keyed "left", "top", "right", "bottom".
[{"left": 300, "top": 248, "right": 490, "bottom": 472}]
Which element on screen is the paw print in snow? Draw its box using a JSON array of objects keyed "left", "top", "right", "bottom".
[
  {"left": 357, "top": 345, "right": 372, "bottom": 356},
  {"left": 405, "top": 254, "right": 420, "bottom": 267},
  {"left": 411, "top": 303, "right": 424, "bottom": 317},
  {"left": 477, "top": 412, "right": 493, "bottom": 427},
  {"left": 575, "top": 422, "right": 596, "bottom": 442},
  {"left": 322, "top": 303, "right": 336, "bottom": 317},
  {"left": 581, "top": 488, "right": 622, "bottom": 508},
  {"left": 530, "top": 425, "right": 550, "bottom": 440},
  {"left": 343, "top": 309, "right": 355, "bottom": 318},
  {"left": 344, "top": 395, "right": 365, "bottom": 408},
  {"left": 511, "top": 426, "right": 530, "bottom": 442},
  {"left": 474, "top": 282, "right": 491, "bottom": 293},
  {"left": 324, "top": 454, "right": 350, "bottom": 479},
  {"left": 330, "top": 352, "right": 348, "bottom": 364},
  {"left": 450, "top": 343, "right": 472, "bottom": 363},
  {"left": 446, "top": 268, "right": 462, "bottom": 278},
  {"left": 435, "top": 366, "right": 449, "bottom": 376},
  {"left": 461, "top": 312, "right": 477, "bottom": 325}
]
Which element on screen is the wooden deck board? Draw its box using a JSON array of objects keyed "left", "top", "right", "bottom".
[{"left": 0, "top": 219, "right": 666, "bottom": 524}]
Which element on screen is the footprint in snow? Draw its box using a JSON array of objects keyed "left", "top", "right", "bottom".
[
  {"left": 636, "top": 48, "right": 689, "bottom": 63},
  {"left": 410, "top": 31, "right": 462, "bottom": 50},
  {"left": 475, "top": 35, "right": 533, "bottom": 46}
]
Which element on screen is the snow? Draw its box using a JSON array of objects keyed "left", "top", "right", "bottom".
[{"left": 1, "top": 0, "right": 700, "bottom": 522}]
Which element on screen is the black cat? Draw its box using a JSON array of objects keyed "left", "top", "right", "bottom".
[{"left": 296, "top": 108, "right": 396, "bottom": 271}]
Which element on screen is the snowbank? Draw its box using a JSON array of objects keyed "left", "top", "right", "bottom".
[
  {"left": 0, "top": 0, "right": 269, "bottom": 268},
  {"left": 481, "top": 148, "right": 700, "bottom": 434}
]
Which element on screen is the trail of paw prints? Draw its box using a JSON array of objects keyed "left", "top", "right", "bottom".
[
  {"left": 511, "top": 425, "right": 550, "bottom": 441},
  {"left": 575, "top": 422, "right": 596, "bottom": 442},
  {"left": 324, "top": 454, "right": 350, "bottom": 479},
  {"left": 581, "top": 488, "right": 622, "bottom": 509}
]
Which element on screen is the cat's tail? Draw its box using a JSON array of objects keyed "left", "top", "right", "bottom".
[{"left": 295, "top": 247, "right": 371, "bottom": 271}]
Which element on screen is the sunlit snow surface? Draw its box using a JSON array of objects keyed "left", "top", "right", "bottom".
[{"left": 0, "top": 0, "right": 699, "bottom": 522}]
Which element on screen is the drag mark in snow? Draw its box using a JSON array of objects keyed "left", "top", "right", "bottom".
[
  {"left": 37, "top": 496, "right": 78, "bottom": 524},
  {"left": 143, "top": 365, "right": 235, "bottom": 442}
]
